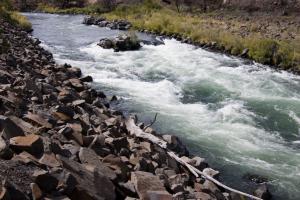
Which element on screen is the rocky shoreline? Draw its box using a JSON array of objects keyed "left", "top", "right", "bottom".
[{"left": 0, "top": 17, "right": 272, "bottom": 200}]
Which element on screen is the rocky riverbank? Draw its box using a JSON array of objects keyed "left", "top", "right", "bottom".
[{"left": 0, "top": 17, "right": 272, "bottom": 200}]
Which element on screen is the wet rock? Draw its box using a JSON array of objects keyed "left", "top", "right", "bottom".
[
  {"left": 254, "top": 184, "right": 272, "bottom": 200},
  {"left": 9, "top": 134, "right": 44, "bottom": 157},
  {"left": 83, "top": 16, "right": 96, "bottom": 25},
  {"left": 0, "top": 115, "right": 25, "bottom": 140},
  {"left": 66, "top": 67, "right": 82, "bottom": 78},
  {"left": 131, "top": 171, "right": 171, "bottom": 200},
  {"left": 98, "top": 34, "right": 141, "bottom": 52},
  {"left": 244, "top": 173, "right": 270, "bottom": 184},
  {"left": 98, "top": 38, "right": 114, "bottom": 49},
  {"left": 80, "top": 75, "right": 93, "bottom": 82}
]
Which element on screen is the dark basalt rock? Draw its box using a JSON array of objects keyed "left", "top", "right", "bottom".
[
  {"left": 83, "top": 16, "right": 132, "bottom": 31},
  {"left": 98, "top": 34, "right": 141, "bottom": 52}
]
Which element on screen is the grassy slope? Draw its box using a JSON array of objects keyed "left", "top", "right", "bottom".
[{"left": 38, "top": 1, "right": 300, "bottom": 72}]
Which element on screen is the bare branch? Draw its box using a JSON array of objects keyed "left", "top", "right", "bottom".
[
  {"left": 125, "top": 116, "right": 263, "bottom": 200},
  {"left": 143, "top": 113, "right": 158, "bottom": 131}
]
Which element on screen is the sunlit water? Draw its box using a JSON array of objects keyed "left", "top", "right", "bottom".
[{"left": 24, "top": 13, "right": 300, "bottom": 200}]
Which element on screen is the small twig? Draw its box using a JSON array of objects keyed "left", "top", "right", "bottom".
[{"left": 143, "top": 113, "right": 158, "bottom": 131}]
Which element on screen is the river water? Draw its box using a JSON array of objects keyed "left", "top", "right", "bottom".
[{"left": 24, "top": 13, "right": 300, "bottom": 200}]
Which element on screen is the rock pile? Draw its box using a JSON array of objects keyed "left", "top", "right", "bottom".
[
  {"left": 83, "top": 16, "right": 132, "bottom": 30},
  {"left": 0, "top": 18, "right": 271, "bottom": 200},
  {"left": 98, "top": 34, "right": 141, "bottom": 51}
]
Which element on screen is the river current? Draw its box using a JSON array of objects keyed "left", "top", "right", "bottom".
[{"left": 24, "top": 13, "right": 300, "bottom": 200}]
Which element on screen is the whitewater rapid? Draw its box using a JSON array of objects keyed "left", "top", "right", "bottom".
[{"left": 25, "top": 13, "right": 300, "bottom": 200}]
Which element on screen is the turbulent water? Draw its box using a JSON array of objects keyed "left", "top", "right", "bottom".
[{"left": 24, "top": 13, "right": 300, "bottom": 200}]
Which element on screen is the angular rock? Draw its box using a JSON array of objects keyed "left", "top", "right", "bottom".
[
  {"left": 24, "top": 112, "right": 53, "bottom": 129},
  {"left": 33, "top": 170, "right": 58, "bottom": 193},
  {"left": 131, "top": 171, "right": 170, "bottom": 200},
  {"left": 38, "top": 153, "right": 60, "bottom": 168},
  {"left": 79, "top": 147, "right": 117, "bottom": 180},
  {"left": 58, "top": 155, "right": 116, "bottom": 200},
  {"left": 9, "top": 116, "right": 40, "bottom": 135},
  {"left": 0, "top": 115, "right": 25, "bottom": 140},
  {"left": 9, "top": 134, "right": 44, "bottom": 157}
]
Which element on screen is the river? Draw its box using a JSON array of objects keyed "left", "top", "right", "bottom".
[{"left": 24, "top": 13, "right": 300, "bottom": 200}]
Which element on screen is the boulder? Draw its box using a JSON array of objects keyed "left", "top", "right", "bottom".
[
  {"left": 9, "top": 134, "right": 44, "bottom": 157},
  {"left": 131, "top": 171, "right": 171, "bottom": 200},
  {"left": 98, "top": 34, "right": 141, "bottom": 52}
]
